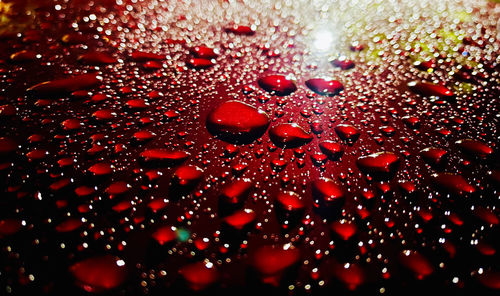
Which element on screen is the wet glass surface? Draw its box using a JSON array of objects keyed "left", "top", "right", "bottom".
[{"left": 0, "top": 0, "right": 499, "bottom": 294}]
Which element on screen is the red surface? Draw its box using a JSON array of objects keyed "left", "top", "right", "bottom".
[{"left": 0, "top": 0, "right": 498, "bottom": 295}]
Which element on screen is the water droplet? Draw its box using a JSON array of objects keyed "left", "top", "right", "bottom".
[
  {"left": 70, "top": 255, "right": 127, "bottom": 292},
  {"left": 27, "top": 74, "right": 102, "bottom": 96},
  {"left": 206, "top": 100, "right": 270, "bottom": 143},
  {"left": 305, "top": 78, "right": 344, "bottom": 96},
  {"left": 179, "top": 262, "right": 219, "bottom": 291},
  {"left": 431, "top": 173, "right": 475, "bottom": 195},
  {"left": 140, "top": 149, "right": 190, "bottom": 166},
  {"left": 269, "top": 123, "right": 313, "bottom": 147},
  {"left": 356, "top": 152, "right": 400, "bottom": 175},
  {"left": 334, "top": 124, "right": 360, "bottom": 143},
  {"left": 407, "top": 81, "right": 454, "bottom": 98},
  {"left": 257, "top": 75, "right": 297, "bottom": 96}
]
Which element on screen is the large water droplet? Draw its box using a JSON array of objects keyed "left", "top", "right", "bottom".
[
  {"left": 407, "top": 81, "right": 454, "bottom": 98},
  {"left": 257, "top": 75, "right": 297, "bottom": 96},
  {"left": 269, "top": 123, "right": 313, "bottom": 147},
  {"left": 431, "top": 173, "right": 475, "bottom": 195},
  {"left": 27, "top": 74, "right": 102, "bottom": 96},
  {"left": 305, "top": 78, "right": 344, "bottom": 96},
  {"left": 206, "top": 100, "right": 270, "bottom": 143},
  {"left": 69, "top": 255, "right": 127, "bottom": 292},
  {"left": 356, "top": 152, "right": 400, "bottom": 176}
]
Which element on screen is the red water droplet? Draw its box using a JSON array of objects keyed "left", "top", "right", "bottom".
[
  {"left": 148, "top": 199, "right": 168, "bottom": 212},
  {"left": 251, "top": 244, "right": 300, "bottom": 285},
  {"left": 194, "top": 238, "right": 210, "bottom": 250},
  {"left": 333, "top": 263, "right": 365, "bottom": 290},
  {"left": 418, "top": 209, "right": 433, "bottom": 222},
  {"left": 27, "top": 74, "right": 102, "bottom": 96},
  {"left": 473, "top": 207, "right": 499, "bottom": 225},
  {"left": 172, "top": 165, "right": 204, "bottom": 187},
  {"left": 78, "top": 52, "right": 117, "bottom": 64},
  {"left": 152, "top": 225, "right": 177, "bottom": 245},
  {"left": 50, "top": 178, "right": 71, "bottom": 191},
  {"left": 455, "top": 139, "right": 493, "bottom": 158},
  {"left": 420, "top": 147, "right": 448, "bottom": 165},
  {"left": 105, "top": 181, "right": 131, "bottom": 196},
  {"left": 130, "top": 51, "right": 165, "bottom": 61},
  {"left": 334, "top": 124, "right": 360, "bottom": 143},
  {"left": 223, "top": 209, "right": 256, "bottom": 230},
  {"left": 269, "top": 123, "right": 313, "bottom": 147},
  {"left": 257, "top": 75, "right": 297, "bottom": 96},
  {"left": 310, "top": 120, "right": 323, "bottom": 134},
  {"left": 10, "top": 50, "right": 38, "bottom": 62},
  {"left": 75, "top": 186, "right": 95, "bottom": 197},
  {"left": 331, "top": 221, "right": 357, "bottom": 240},
  {"left": 92, "top": 109, "right": 116, "bottom": 121},
  {"left": 164, "top": 110, "right": 180, "bottom": 120},
  {"left": 69, "top": 255, "right": 127, "bottom": 292},
  {"left": 187, "top": 58, "right": 215, "bottom": 69},
  {"left": 191, "top": 46, "right": 218, "bottom": 59},
  {"left": 399, "top": 251, "right": 434, "bottom": 279},
  {"left": 477, "top": 241, "right": 496, "bottom": 256},
  {"left": 305, "top": 78, "right": 344, "bottom": 96},
  {"left": 91, "top": 93, "right": 109, "bottom": 102},
  {"left": 276, "top": 191, "right": 305, "bottom": 211},
  {"left": 61, "top": 118, "right": 82, "bottom": 130},
  {"left": 220, "top": 178, "right": 252, "bottom": 205},
  {"left": 402, "top": 115, "right": 421, "bottom": 129},
  {"left": 331, "top": 58, "right": 355, "bottom": 70},
  {"left": 55, "top": 218, "right": 83, "bottom": 232},
  {"left": 225, "top": 25, "right": 255, "bottom": 35},
  {"left": 142, "top": 60, "right": 163, "bottom": 69},
  {"left": 133, "top": 130, "right": 156, "bottom": 142},
  {"left": 407, "top": 81, "right": 454, "bottom": 98},
  {"left": 311, "top": 153, "right": 327, "bottom": 166},
  {"left": 179, "top": 262, "right": 219, "bottom": 291},
  {"left": 88, "top": 162, "right": 113, "bottom": 176},
  {"left": 431, "top": 173, "right": 475, "bottom": 195},
  {"left": 399, "top": 180, "right": 416, "bottom": 194},
  {"left": 206, "top": 100, "right": 270, "bottom": 143},
  {"left": 477, "top": 270, "right": 500, "bottom": 290},
  {"left": 380, "top": 125, "right": 395, "bottom": 136},
  {"left": 350, "top": 43, "right": 364, "bottom": 52},
  {"left": 312, "top": 178, "right": 345, "bottom": 204},
  {"left": 319, "top": 141, "right": 344, "bottom": 160},
  {"left": 26, "top": 149, "right": 49, "bottom": 160},
  {"left": 356, "top": 152, "right": 400, "bottom": 175},
  {"left": 224, "top": 144, "right": 239, "bottom": 157},
  {"left": 112, "top": 200, "right": 132, "bottom": 213},
  {"left": 139, "top": 149, "right": 190, "bottom": 164},
  {"left": 271, "top": 158, "right": 287, "bottom": 171},
  {"left": 126, "top": 98, "right": 149, "bottom": 109}
]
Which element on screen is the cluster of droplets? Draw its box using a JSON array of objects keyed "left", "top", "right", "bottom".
[{"left": 0, "top": 0, "right": 499, "bottom": 295}]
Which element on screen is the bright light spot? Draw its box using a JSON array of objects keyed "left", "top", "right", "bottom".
[
  {"left": 116, "top": 259, "right": 125, "bottom": 266},
  {"left": 313, "top": 30, "right": 335, "bottom": 52}
]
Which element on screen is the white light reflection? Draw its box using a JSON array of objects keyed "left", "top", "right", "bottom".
[{"left": 312, "top": 29, "right": 336, "bottom": 52}]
